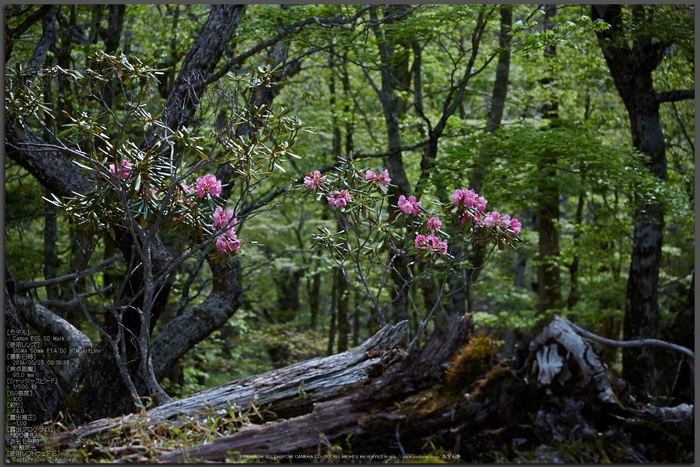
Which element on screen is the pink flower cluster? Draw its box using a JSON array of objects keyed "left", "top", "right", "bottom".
[
  {"left": 328, "top": 190, "right": 352, "bottom": 208},
  {"left": 398, "top": 195, "right": 421, "bottom": 216},
  {"left": 365, "top": 169, "right": 391, "bottom": 187},
  {"left": 304, "top": 171, "right": 327, "bottom": 188},
  {"left": 212, "top": 206, "right": 240, "bottom": 253},
  {"left": 452, "top": 188, "right": 521, "bottom": 237},
  {"left": 483, "top": 211, "right": 522, "bottom": 236},
  {"left": 196, "top": 174, "right": 222, "bottom": 197},
  {"left": 452, "top": 189, "right": 487, "bottom": 212},
  {"left": 415, "top": 233, "right": 448, "bottom": 256},
  {"left": 427, "top": 216, "right": 442, "bottom": 231},
  {"left": 109, "top": 160, "right": 133, "bottom": 180}
]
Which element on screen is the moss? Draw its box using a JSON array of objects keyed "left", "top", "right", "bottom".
[{"left": 445, "top": 336, "right": 496, "bottom": 388}]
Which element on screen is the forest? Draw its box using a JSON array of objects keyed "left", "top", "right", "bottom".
[{"left": 4, "top": 4, "right": 695, "bottom": 463}]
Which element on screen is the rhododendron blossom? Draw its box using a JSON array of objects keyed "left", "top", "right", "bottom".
[
  {"left": 109, "top": 160, "right": 133, "bottom": 180},
  {"left": 328, "top": 190, "right": 352, "bottom": 207},
  {"left": 196, "top": 174, "right": 222, "bottom": 197},
  {"left": 483, "top": 211, "right": 503, "bottom": 228},
  {"left": 508, "top": 218, "right": 522, "bottom": 236},
  {"left": 398, "top": 195, "right": 421, "bottom": 216},
  {"left": 216, "top": 234, "right": 240, "bottom": 253},
  {"left": 180, "top": 182, "right": 195, "bottom": 195},
  {"left": 366, "top": 169, "right": 391, "bottom": 187},
  {"left": 427, "top": 216, "right": 442, "bottom": 231},
  {"left": 213, "top": 206, "right": 236, "bottom": 230},
  {"left": 452, "top": 189, "right": 477, "bottom": 208},
  {"left": 304, "top": 171, "right": 327, "bottom": 188},
  {"left": 415, "top": 233, "right": 447, "bottom": 255}
]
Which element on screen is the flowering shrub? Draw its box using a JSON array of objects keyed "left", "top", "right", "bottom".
[{"left": 302, "top": 158, "right": 521, "bottom": 345}]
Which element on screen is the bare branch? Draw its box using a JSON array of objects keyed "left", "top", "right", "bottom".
[
  {"left": 17, "top": 254, "right": 124, "bottom": 291},
  {"left": 656, "top": 89, "right": 694, "bottom": 104}
]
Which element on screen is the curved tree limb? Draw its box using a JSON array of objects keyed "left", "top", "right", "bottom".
[{"left": 560, "top": 315, "right": 695, "bottom": 379}]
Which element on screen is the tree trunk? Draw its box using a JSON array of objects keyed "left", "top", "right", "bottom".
[
  {"left": 592, "top": 4, "right": 694, "bottom": 400},
  {"left": 567, "top": 188, "right": 586, "bottom": 309},
  {"left": 327, "top": 272, "right": 337, "bottom": 356},
  {"left": 535, "top": 4, "right": 563, "bottom": 319},
  {"left": 274, "top": 267, "right": 304, "bottom": 324},
  {"left": 47, "top": 320, "right": 408, "bottom": 450}
]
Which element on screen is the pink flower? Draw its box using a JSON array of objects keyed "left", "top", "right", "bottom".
[
  {"left": 415, "top": 233, "right": 447, "bottom": 256},
  {"left": 452, "top": 189, "right": 477, "bottom": 208},
  {"left": 196, "top": 174, "right": 222, "bottom": 197},
  {"left": 213, "top": 206, "right": 237, "bottom": 230},
  {"left": 216, "top": 234, "right": 241, "bottom": 254},
  {"left": 475, "top": 196, "right": 487, "bottom": 212},
  {"left": 304, "top": 171, "right": 327, "bottom": 188},
  {"left": 109, "top": 160, "right": 133, "bottom": 180},
  {"left": 427, "top": 216, "right": 442, "bottom": 231},
  {"left": 483, "top": 211, "right": 503, "bottom": 228},
  {"left": 327, "top": 190, "right": 352, "bottom": 208},
  {"left": 508, "top": 218, "right": 522, "bottom": 236},
  {"left": 366, "top": 169, "right": 391, "bottom": 187},
  {"left": 398, "top": 195, "right": 421, "bottom": 216}
]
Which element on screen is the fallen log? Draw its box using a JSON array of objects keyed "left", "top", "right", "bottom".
[
  {"left": 156, "top": 314, "right": 694, "bottom": 463},
  {"left": 46, "top": 319, "right": 407, "bottom": 449}
]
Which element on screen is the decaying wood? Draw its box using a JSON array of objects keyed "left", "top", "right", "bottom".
[
  {"left": 524, "top": 315, "right": 617, "bottom": 404},
  {"left": 45, "top": 314, "right": 694, "bottom": 462},
  {"left": 157, "top": 313, "right": 475, "bottom": 462},
  {"left": 47, "top": 320, "right": 407, "bottom": 449},
  {"left": 155, "top": 314, "right": 693, "bottom": 463}
]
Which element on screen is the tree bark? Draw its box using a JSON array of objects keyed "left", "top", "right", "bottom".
[
  {"left": 592, "top": 4, "right": 694, "bottom": 400},
  {"left": 5, "top": 5, "right": 54, "bottom": 63}
]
